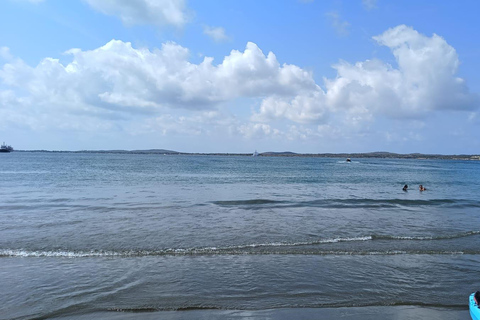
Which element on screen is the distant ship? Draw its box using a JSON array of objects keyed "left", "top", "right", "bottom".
[
  {"left": 253, "top": 150, "right": 259, "bottom": 157},
  {"left": 0, "top": 142, "right": 13, "bottom": 153}
]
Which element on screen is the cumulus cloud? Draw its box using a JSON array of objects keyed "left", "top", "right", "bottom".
[
  {"left": 203, "top": 26, "right": 230, "bottom": 42},
  {"left": 0, "top": 25, "right": 477, "bottom": 141},
  {"left": 237, "top": 123, "right": 278, "bottom": 139},
  {"left": 0, "top": 39, "right": 323, "bottom": 131},
  {"left": 251, "top": 26, "right": 477, "bottom": 127},
  {"left": 252, "top": 91, "right": 327, "bottom": 124},
  {"left": 84, "top": 0, "right": 189, "bottom": 28},
  {"left": 324, "top": 25, "right": 478, "bottom": 123}
]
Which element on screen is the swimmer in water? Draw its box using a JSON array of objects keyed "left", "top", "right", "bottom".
[
  {"left": 403, "top": 184, "right": 408, "bottom": 191},
  {"left": 419, "top": 185, "right": 426, "bottom": 191}
]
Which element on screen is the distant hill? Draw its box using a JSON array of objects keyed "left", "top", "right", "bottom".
[
  {"left": 16, "top": 149, "right": 180, "bottom": 154},
  {"left": 80, "top": 149, "right": 180, "bottom": 154},
  {"left": 248, "top": 151, "right": 480, "bottom": 160},
  {"left": 261, "top": 151, "right": 298, "bottom": 156},
  {"left": 128, "top": 149, "right": 179, "bottom": 154},
  {"left": 12, "top": 149, "right": 480, "bottom": 160}
]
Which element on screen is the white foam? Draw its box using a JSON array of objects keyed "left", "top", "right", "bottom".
[{"left": 0, "top": 249, "right": 121, "bottom": 258}]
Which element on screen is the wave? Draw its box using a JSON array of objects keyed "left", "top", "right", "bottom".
[
  {"left": 0, "top": 170, "right": 51, "bottom": 174},
  {"left": 212, "top": 199, "right": 284, "bottom": 206},
  {"left": 2, "top": 230, "right": 479, "bottom": 258},
  {"left": 2, "top": 249, "right": 478, "bottom": 258},
  {"left": 372, "top": 230, "right": 480, "bottom": 241},
  {"left": 108, "top": 305, "right": 223, "bottom": 312},
  {"left": 212, "top": 198, "right": 479, "bottom": 209},
  {"left": 106, "top": 301, "right": 467, "bottom": 312},
  {"left": 33, "top": 302, "right": 468, "bottom": 320}
]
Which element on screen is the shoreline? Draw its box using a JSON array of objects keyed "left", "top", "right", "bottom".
[
  {"left": 58, "top": 306, "right": 470, "bottom": 320},
  {"left": 8, "top": 150, "right": 480, "bottom": 161}
]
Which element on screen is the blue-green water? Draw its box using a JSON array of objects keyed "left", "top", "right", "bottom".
[{"left": 0, "top": 153, "right": 479, "bottom": 319}]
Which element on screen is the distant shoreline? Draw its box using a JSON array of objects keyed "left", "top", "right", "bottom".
[{"left": 11, "top": 149, "right": 480, "bottom": 161}]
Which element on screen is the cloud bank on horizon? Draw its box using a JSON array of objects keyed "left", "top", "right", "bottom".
[{"left": 0, "top": 0, "right": 479, "bottom": 153}]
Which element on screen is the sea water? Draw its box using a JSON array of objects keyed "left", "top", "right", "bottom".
[{"left": 0, "top": 152, "right": 479, "bottom": 319}]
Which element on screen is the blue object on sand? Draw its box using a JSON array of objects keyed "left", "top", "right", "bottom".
[{"left": 470, "top": 293, "right": 480, "bottom": 320}]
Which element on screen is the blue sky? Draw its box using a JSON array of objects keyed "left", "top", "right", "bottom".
[{"left": 1, "top": 0, "right": 479, "bottom": 153}]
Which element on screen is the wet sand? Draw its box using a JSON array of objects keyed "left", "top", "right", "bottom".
[{"left": 59, "top": 306, "right": 468, "bottom": 320}]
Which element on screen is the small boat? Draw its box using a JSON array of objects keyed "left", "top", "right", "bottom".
[
  {"left": 470, "top": 292, "right": 480, "bottom": 320},
  {"left": 346, "top": 158, "right": 351, "bottom": 162},
  {"left": 252, "top": 150, "right": 259, "bottom": 157},
  {"left": 0, "top": 142, "right": 13, "bottom": 153}
]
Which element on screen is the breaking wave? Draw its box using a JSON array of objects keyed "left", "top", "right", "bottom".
[
  {"left": 3, "top": 249, "right": 478, "bottom": 258},
  {"left": 2, "top": 231, "right": 479, "bottom": 258}
]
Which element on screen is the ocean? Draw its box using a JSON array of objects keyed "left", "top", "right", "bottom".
[{"left": 1, "top": 152, "right": 479, "bottom": 319}]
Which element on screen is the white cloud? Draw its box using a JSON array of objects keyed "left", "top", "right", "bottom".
[
  {"left": 285, "top": 125, "right": 315, "bottom": 141},
  {"left": 143, "top": 110, "right": 240, "bottom": 135},
  {"left": 237, "top": 123, "right": 277, "bottom": 139},
  {"left": 0, "top": 25, "right": 477, "bottom": 143},
  {"left": 84, "top": 0, "right": 189, "bottom": 28},
  {"left": 0, "top": 40, "right": 320, "bottom": 131},
  {"left": 252, "top": 90, "right": 328, "bottom": 124},
  {"left": 324, "top": 25, "right": 478, "bottom": 124},
  {"left": 203, "top": 26, "right": 230, "bottom": 42},
  {"left": 252, "top": 25, "right": 478, "bottom": 130}
]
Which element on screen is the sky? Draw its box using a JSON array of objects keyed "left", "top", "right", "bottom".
[{"left": 1, "top": 0, "right": 480, "bottom": 154}]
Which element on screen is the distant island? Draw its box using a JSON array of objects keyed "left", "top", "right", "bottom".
[{"left": 13, "top": 149, "right": 480, "bottom": 160}]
